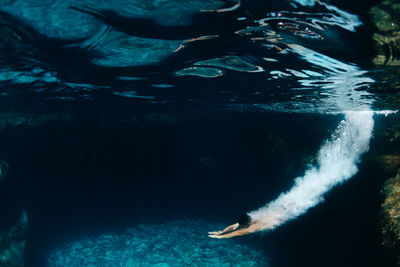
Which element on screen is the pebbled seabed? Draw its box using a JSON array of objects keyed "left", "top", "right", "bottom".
[{"left": 46, "top": 220, "right": 269, "bottom": 266}]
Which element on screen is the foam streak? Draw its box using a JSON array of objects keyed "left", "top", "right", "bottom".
[{"left": 248, "top": 111, "right": 374, "bottom": 230}]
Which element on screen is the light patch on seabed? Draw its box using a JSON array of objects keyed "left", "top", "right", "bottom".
[{"left": 46, "top": 220, "right": 268, "bottom": 266}]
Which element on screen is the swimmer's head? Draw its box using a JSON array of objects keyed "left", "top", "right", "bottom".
[{"left": 238, "top": 213, "right": 251, "bottom": 228}]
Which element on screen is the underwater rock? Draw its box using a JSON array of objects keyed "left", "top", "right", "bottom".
[
  {"left": 370, "top": 0, "right": 400, "bottom": 66},
  {"left": 380, "top": 171, "right": 400, "bottom": 266},
  {"left": 380, "top": 155, "right": 400, "bottom": 173},
  {"left": 47, "top": 220, "right": 268, "bottom": 266},
  {"left": 0, "top": 212, "right": 28, "bottom": 267},
  {"left": 371, "top": 33, "right": 400, "bottom": 66},
  {"left": 380, "top": 119, "right": 400, "bottom": 144}
]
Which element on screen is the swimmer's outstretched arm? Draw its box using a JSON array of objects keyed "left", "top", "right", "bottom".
[
  {"left": 208, "top": 223, "right": 239, "bottom": 235},
  {"left": 208, "top": 213, "right": 273, "bottom": 239},
  {"left": 208, "top": 220, "right": 265, "bottom": 238}
]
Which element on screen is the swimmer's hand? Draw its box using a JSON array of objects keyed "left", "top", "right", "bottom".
[
  {"left": 208, "top": 223, "right": 254, "bottom": 239},
  {"left": 209, "top": 214, "right": 269, "bottom": 239}
]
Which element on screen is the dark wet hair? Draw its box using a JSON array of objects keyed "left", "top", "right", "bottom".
[{"left": 238, "top": 213, "right": 251, "bottom": 228}]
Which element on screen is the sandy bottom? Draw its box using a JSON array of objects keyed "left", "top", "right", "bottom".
[{"left": 46, "top": 220, "right": 269, "bottom": 266}]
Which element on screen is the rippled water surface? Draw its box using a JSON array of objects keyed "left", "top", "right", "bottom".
[
  {"left": 1, "top": 0, "right": 400, "bottom": 266},
  {"left": 0, "top": 0, "right": 397, "bottom": 112}
]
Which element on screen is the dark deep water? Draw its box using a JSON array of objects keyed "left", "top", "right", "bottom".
[{"left": 0, "top": 0, "right": 400, "bottom": 266}]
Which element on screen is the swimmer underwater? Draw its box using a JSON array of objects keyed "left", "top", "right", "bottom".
[{"left": 209, "top": 213, "right": 274, "bottom": 238}]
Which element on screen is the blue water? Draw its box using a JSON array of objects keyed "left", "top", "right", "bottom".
[
  {"left": 0, "top": 0, "right": 392, "bottom": 112},
  {"left": 0, "top": 0, "right": 399, "bottom": 266}
]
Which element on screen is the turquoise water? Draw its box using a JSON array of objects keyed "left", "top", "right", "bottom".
[{"left": 0, "top": 0, "right": 399, "bottom": 266}]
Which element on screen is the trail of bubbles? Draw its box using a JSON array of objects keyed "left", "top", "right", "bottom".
[{"left": 248, "top": 111, "right": 374, "bottom": 230}]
